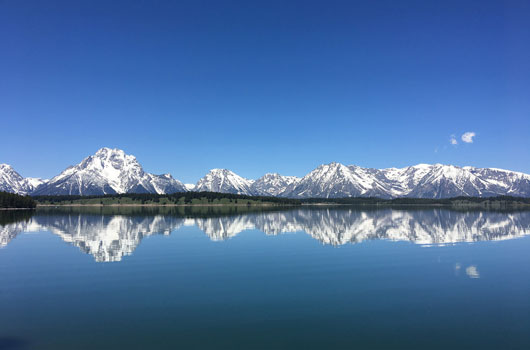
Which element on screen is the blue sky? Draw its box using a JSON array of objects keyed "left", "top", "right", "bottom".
[{"left": 1, "top": 0, "right": 529, "bottom": 183}]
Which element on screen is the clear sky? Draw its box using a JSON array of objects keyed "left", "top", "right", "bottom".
[{"left": 1, "top": 0, "right": 529, "bottom": 183}]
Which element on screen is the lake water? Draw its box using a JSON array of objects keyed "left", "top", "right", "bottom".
[{"left": 1, "top": 206, "right": 530, "bottom": 349}]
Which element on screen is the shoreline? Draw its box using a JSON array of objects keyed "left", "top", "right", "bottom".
[
  {"left": 35, "top": 203, "right": 297, "bottom": 208},
  {"left": 34, "top": 202, "right": 530, "bottom": 209}
]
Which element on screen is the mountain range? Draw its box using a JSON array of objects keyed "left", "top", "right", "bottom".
[
  {"left": 30, "top": 148, "right": 187, "bottom": 195},
  {"left": 0, "top": 164, "right": 47, "bottom": 195},
  {"left": 1, "top": 147, "right": 529, "bottom": 198}
]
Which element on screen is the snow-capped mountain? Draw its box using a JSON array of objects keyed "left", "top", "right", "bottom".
[
  {"left": 281, "top": 163, "right": 530, "bottom": 199},
  {"left": 2, "top": 149, "right": 530, "bottom": 198},
  {"left": 0, "top": 164, "right": 47, "bottom": 195},
  {"left": 466, "top": 167, "right": 530, "bottom": 197},
  {"left": 382, "top": 164, "right": 530, "bottom": 198},
  {"left": 250, "top": 173, "right": 300, "bottom": 196},
  {"left": 184, "top": 183, "right": 196, "bottom": 191},
  {"left": 283, "top": 162, "right": 392, "bottom": 198},
  {"left": 32, "top": 148, "right": 187, "bottom": 195},
  {"left": 194, "top": 169, "right": 254, "bottom": 195}
]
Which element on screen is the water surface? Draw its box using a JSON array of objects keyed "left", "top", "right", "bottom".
[{"left": 1, "top": 206, "right": 530, "bottom": 349}]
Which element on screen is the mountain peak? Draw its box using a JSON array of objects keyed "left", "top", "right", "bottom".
[
  {"left": 195, "top": 168, "right": 253, "bottom": 195},
  {"left": 322, "top": 161, "right": 344, "bottom": 167},
  {"left": 259, "top": 172, "right": 281, "bottom": 178},
  {"left": 31, "top": 148, "right": 186, "bottom": 196},
  {"left": 251, "top": 173, "right": 300, "bottom": 196},
  {"left": 209, "top": 168, "right": 232, "bottom": 173},
  {"left": 92, "top": 147, "right": 136, "bottom": 162},
  {"left": 95, "top": 147, "right": 125, "bottom": 154},
  {"left": 0, "top": 164, "right": 46, "bottom": 195},
  {"left": 0, "top": 164, "right": 18, "bottom": 174},
  {"left": 2, "top": 150, "right": 530, "bottom": 198}
]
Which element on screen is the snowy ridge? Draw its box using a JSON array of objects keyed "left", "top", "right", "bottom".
[
  {"left": 1, "top": 150, "right": 530, "bottom": 198},
  {"left": 284, "top": 162, "right": 384, "bottom": 198},
  {"left": 282, "top": 162, "right": 530, "bottom": 199},
  {"left": 250, "top": 173, "right": 300, "bottom": 196},
  {"left": 194, "top": 169, "right": 254, "bottom": 195},
  {"left": 0, "top": 164, "right": 47, "bottom": 195},
  {"left": 191, "top": 162, "right": 530, "bottom": 198},
  {"left": 31, "top": 148, "right": 187, "bottom": 195},
  {"left": 184, "top": 183, "right": 196, "bottom": 191}
]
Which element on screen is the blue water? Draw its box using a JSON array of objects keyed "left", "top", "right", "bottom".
[{"left": 1, "top": 207, "right": 530, "bottom": 349}]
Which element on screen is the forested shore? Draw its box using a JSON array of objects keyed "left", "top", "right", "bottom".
[
  {"left": 0, "top": 191, "right": 36, "bottom": 209},
  {"left": 29, "top": 192, "right": 530, "bottom": 210}
]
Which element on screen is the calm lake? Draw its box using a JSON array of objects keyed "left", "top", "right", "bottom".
[{"left": 1, "top": 206, "right": 530, "bottom": 349}]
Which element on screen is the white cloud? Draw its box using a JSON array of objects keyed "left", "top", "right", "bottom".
[
  {"left": 461, "top": 132, "right": 476, "bottom": 143},
  {"left": 450, "top": 135, "right": 458, "bottom": 145}
]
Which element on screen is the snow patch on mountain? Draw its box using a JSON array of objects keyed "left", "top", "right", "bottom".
[
  {"left": 0, "top": 164, "right": 47, "bottom": 195},
  {"left": 194, "top": 169, "right": 254, "bottom": 195},
  {"left": 251, "top": 173, "right": 300, "bottom": 196},
  {"left": 2, "top": 150, "right": 530, "bottom": 198},
  {"left": 31, "top": 148, "right": 187, "bottom": 195},
  {"left": 282, "top": 162, "right": 530, "bottom": 199},
  {"left": 284, "top": 162, "right": 389, "bottom": 198}
]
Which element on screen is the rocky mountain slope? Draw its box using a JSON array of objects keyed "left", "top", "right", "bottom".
[
  {"left": 194, "top": 169, "right": 254, "bottom": 195},
  {"left": 282, "top": 163, "right": 530, "bottom": 198},
  {"left": 31, "top": 148, "right": 187, "bottom": 195},
  {"left": 0, "top": 164, "right": 47, "bottom": 195},
  {"left": 2, "top": 149, "right": 529, "bottom": 198}
]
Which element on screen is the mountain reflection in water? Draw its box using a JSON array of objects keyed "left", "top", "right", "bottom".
[{"left": 2, "top": 207, "right": 530, "bottom": 262}]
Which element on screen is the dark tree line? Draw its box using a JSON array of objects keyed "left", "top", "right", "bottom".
[
  {"left": 33, "top": 191, "right": 302, "bottom": 205},
  {"left": 0, "top": 191, "right": 37, "bottom": 208},
  {"left": 30, "top": 191, "right": 530, "bottom": 208},
  {"left": 300, "top": 195, "right": 530, "bottom": 206}
]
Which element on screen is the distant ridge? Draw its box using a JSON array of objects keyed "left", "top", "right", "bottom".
[
  {"left": 0, "top": 164, "right": 47, "bottom": 195},
  {"left": 1, "top": 148, "right": 529, "bottom": 198}
]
